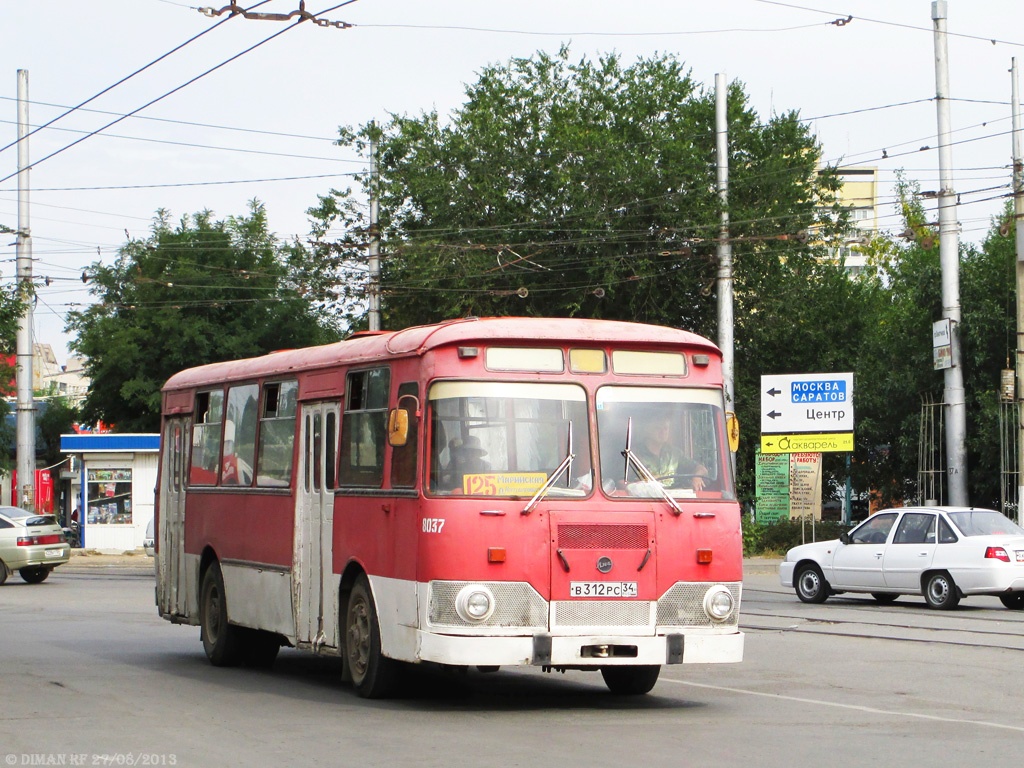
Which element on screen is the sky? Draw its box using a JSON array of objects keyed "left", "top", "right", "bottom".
[{"left": 2, "top": 0, "right": 1024, "bottom": 364}]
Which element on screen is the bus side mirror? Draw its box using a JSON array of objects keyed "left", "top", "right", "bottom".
[
  {"left": 726, "top": 412, "right": 740, "bottom": 453},
  {"left": 388, "top": 409, "right": 410, "bottom": 447}
]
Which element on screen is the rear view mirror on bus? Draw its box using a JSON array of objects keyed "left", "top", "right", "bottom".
[
  {"left": 388, "top": 409, "right": 410, "bottom": 447},
  {"left": 726, "top": 412, "right": 740, "bottom": 453}
]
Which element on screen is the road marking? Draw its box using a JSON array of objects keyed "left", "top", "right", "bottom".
[{"left": 663, "top": 679, "right": 1024, "bottom": 733}]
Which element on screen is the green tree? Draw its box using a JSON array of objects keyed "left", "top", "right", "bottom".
[
  {"left": 311, "top": 49, "right": 845, "bottom": 332},
  {"left": 310, "top": 48, "right": 851, "bottom": 504},
  {"left": 67, "top": 203, "right": 342, "bottom": 432},
  {"left": 850, "top": 186, "right": 1016, "bottom": 510}
]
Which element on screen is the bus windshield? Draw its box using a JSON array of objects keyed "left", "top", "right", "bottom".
[
  {"left": 429, "top": 381, "right": 591, "bottom": 497},
  {"left": 597, "top": 386, "right": 734, "bottom": 500}
]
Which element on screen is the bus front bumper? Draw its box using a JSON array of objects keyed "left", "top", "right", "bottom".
[{"left": 415, "top": 629, "right": 744, "bottom": 668}]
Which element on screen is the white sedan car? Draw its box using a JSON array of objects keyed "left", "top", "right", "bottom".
[{"left": 779, "top": 506, "right": 1024, "bottom": 610}]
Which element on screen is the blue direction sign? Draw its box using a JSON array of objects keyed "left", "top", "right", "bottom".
[{"left": 761, "top": 373, "right": 854, "bottom": 434}]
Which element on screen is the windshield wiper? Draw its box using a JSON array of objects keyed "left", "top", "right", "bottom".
[
  {"left": 522, "top": 422, "right": 575, "bottom": 515},
  {"left": 622, "top": 417, "right": 682, "bottom": 516}
]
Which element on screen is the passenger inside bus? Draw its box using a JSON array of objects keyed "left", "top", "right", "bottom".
[
  {"left": 443, "top": 435, "right": 491, "bottom": 490},
  {"left": 633, "top": 417, "right": 709, "bottom": 492}
]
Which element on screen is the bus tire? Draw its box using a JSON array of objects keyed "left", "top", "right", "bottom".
[
  {"left": 600, "top": 665, "right": 661, "bottom": 695},
  {"left": 200, "top": 562, "right": 243, "bottom": 667},
  {"left": 345, "top": 574, "right": 398, "bottom": 698}
]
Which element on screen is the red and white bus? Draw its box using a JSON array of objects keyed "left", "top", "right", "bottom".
[{"left": 155, "top": 317, "right": 743, "bottom": 697}]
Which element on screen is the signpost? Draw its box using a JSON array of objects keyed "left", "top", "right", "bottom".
[
  {"left": 760, "top": 373, "right": 854, "bottom": 436},
  {"left": 759, "top": 372, "right": 855, "bottom": 524}
]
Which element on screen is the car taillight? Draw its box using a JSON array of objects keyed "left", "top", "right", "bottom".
[
  {"left": 985, "top": 546, "right": 1011, "bottom": 562},
  {"left": 17, "top": 533, "right": 65, "bottom": 546}
]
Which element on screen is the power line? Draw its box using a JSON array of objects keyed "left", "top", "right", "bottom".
[
  {"left": 0, "top": 4, "right": 348, "bottom": 187},
  {"left": 750, "top": 0, "right": 1024, "bottom": 48},
  {"left": 0, "top": 0, "right": 274, "bottom": 159}
]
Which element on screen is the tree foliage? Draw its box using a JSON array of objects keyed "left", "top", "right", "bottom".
[
  {"left": 304, "top": 47, "right": 1019, "bottom": 510},
  {"left": 67, "top": 204, "right": 342, "bottom": 432},
  {"left": 310, "top": 49, "right": 857, "bottom": 501}
]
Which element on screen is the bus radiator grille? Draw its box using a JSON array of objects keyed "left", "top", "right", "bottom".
[
  {"left": 551, "top": 600, "right": 654, "bottom": 628},
  {"left": 557, "top": 523, "right": 649, "bottom": 550},
  {"left": 656, "top": 582, "right": 742, "bottom": 628}
]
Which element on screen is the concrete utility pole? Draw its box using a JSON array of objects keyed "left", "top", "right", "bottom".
[
  {"left": 932, "top": 1, "right": 969, "bottom": 506},
  {"left": 15, "top": 70, "right": 35, "bottom": 510},
  {"left": 1012, "top": 58, "right": 1024, "bottom": 525},
  {"left": 367, "top": 130, "right": 381, "bottom": 332},
  {"left": 715, "top": 73, "right": 735, "bottom": 416}
]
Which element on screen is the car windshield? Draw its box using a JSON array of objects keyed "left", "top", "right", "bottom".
[
  {"left": 428, "top": 381, "right": 591, "bottom": 497},
  {"left": 596, "top": 386, "right": 734, "bottom": 500},
  {"left": 947, "top": 510, "right": 1024, "bottom": 537}
]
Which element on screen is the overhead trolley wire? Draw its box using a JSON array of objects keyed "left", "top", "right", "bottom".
[
  {"left": 0, "top": 0, "right": 274, "bottom": 159},
  {"left": 0, "top": 1, "right": 358, "bottom": 188}
]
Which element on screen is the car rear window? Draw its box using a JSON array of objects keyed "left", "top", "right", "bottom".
[{"left": 25, "top": 515, "right": 57, "bottom": 527}]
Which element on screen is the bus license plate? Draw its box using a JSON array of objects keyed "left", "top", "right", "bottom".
[{"left": 569, "top": 581, "right": 638, "bottom": 598}]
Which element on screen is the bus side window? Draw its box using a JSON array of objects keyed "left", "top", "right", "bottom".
[
  {"left": 256, "top": 380, "right": 298, "bottom": 488},
  {"left": 221, "top": 383, "right": 258, "bottom": 487},
  {"left": 190, "top": 390, "right": 224, "bottom": 486},
  {"left": 391, "top": 384, "right": 419, "bottom": 488},
  {"left": 340, "top": 367, "right": 390, "bottom": 487}
]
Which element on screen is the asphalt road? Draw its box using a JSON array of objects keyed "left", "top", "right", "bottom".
[{"left": 2, "top": 563, "right": 1022, "bottom": 768}]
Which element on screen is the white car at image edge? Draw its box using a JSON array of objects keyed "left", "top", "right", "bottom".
[{"left": 780, "top": 506, "right": 1024, "bottom": 610}]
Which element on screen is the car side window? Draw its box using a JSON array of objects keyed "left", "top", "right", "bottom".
[
  {"left": 0, "top": 518, "right": 10, "bottom": 529},
  {"left": 938, "top": 517, "right": 959, "bottom": 544},
  {"left": 893, "top": 513, "right": 936, "bottom": 544},
  {"left": 851, "top": 513, "right": 898, "bottom": 544}
]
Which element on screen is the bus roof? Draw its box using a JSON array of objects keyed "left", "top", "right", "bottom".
[{"left": 162, "top": 316, "right": 719, "bottom": 392}]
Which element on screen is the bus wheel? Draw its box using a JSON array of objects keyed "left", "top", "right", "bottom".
[
  {"left": 600, "top": 665, "right": 661, "bottom": 695},
  {"left": 345, "top": 574, "right": 398, "bottom": 698},
  {"left": 200, "top": 562, "right": 243, "bottom": 667}
]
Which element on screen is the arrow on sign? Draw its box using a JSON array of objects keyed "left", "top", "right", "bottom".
[
  {"left": 767, "top": 410, "right": 782, "bottom": 420},
  {"left": 766, "top": 387, "right": 782, "bottom": 397}
]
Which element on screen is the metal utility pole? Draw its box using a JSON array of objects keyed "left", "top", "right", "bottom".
[
  {"left": 932, "top": 1, "right": 968, "bottom": 505},
  {"left": 1012, "top": 58, "right": 1024, "bottom": 525},
  {"left": 715, "top": 73, "right": 735, "bottom": 415},
  {"left": 15, "top": 70, "right": 35, "bottom": 510},
  {"left": 367, "top": 131, "right": 381, "bottom": 332}
]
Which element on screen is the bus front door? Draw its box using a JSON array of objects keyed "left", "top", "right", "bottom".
[
  {"left": 294, "top": 403, "right": 340, "bottom": 651},
  {"left": 158, "top": 418, "right": 191, "bottom": 619}
]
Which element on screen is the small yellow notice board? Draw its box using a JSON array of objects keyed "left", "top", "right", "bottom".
[{"left": 760, "top": 433, "right": 854, "bottom": 454}]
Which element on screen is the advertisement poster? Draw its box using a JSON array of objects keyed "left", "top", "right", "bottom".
[
  {"left": 789, "top": 453, "right": 822, "bottom": 521},
  {"left": 755, "top": 451, "right": 790, "bottom": 523}
]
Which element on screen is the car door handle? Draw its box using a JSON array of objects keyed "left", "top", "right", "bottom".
[
  {"left": 918, "top": 552, "right": 929, "bottom": 557},
  {"left": 874, "top": 552, "right": 883, "bottom": 558}
]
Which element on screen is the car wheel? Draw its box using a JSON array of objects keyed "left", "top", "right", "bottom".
[
  {"left": 871, "top": 593, "right": 899, "bottom": 605},
  {"left": 200, "top": 562, "right": 243, "bottom": 666},
  {"left": 345, "top": 574, "right": 398, "bottom": 698},
  {"left": 795, "top": 564, "right": 829, "bottom": 604},
  {"left": 19, "top": 566, "right": 50, "bottom": 584},
  {"left": 0, "top": 561, "right": 8, "bottom": 586},
  {"left": 999, "top": 593, "right": 1024, "bottom": 610},
  {"left": 601, "top": 665, "right": 661, "bottom": 695},
  {"left": 923, "top": 571, "right": 960, "bottom": 610}
]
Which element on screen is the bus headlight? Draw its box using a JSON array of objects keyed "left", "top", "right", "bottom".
[
  {"left": 703, "top": 585, "right": 735, "bottom": 622},
  {"left": 455, "top": 584, "right": 496, "bottom": 623}
]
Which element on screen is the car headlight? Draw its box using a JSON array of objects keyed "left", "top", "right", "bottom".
[
  {"left": 455, "top": 584, "right": 496, "bottom": 623},
  {"left": 703, "top": 585, "right": 735, "bottom": 622}
]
